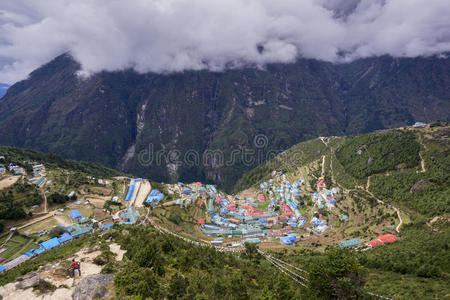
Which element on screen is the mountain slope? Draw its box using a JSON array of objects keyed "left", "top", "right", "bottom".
[
  {"left": 0, "top": 83, "right": 9, "bottom": 99},
  {"left": 235, "top": 123, "right": 450, "bottom": 299},
  {"left": 0, "top": 54, "right": 449, "bottom": 191}
]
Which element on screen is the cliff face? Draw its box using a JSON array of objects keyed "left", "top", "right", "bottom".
[{"left": 0, "top": 54, "right": 448, "bottom": 190}]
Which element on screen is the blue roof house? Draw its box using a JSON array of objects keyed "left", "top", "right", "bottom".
[
  {"left": 39, "top": 237, "right": 61, "bottom": 250},
  {"left": 69, "top": 210, "right": 83, "bottom": 220}
]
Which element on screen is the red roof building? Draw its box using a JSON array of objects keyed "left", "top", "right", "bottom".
[
  {"left": 228, "top": 218, "right": 241, "bottom": 224},
  {"left": 281, "top": 202, "right": 292, "bottom": 213},
  {"left": 258, "top": 194, "right": 265, "bottom": 201},
  {"left": 197, "top": 218, "right": 205, "bottom": 225},
  {"left": 377, "top": 234, "right": 397, "bottom": 243},
  {"left": 367, "top": 240, "right": 384, "bottom": 247}
]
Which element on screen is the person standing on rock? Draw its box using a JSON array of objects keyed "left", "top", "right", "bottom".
[{"left": 72, "top": 259, "right": 81, "bottom": 277}]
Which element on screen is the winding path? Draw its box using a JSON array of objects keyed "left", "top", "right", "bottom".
[
  {"left": 365, "top": 176, "right": 403, "bottom": 233},
  {"left": 417, "top": 140, "right": 426, "bottom": 173}
]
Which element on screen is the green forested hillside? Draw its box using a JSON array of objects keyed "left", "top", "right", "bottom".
[
  {"left": 109, "top": 226, "right": 305, "bottom": 299},
  {"left": 0, "top": 146, "right": 125, "bottom": 178},
  {"left": 335, "top": 130, "right": 420, "bottom": 178}
]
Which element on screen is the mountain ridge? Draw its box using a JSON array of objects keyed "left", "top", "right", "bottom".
[{"left": 0, "top": 54, "right": 449, "bottom": 191}]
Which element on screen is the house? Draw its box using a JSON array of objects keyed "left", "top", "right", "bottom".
[
  {"left": 211, "top": 239, "right": 223, "bottom": 245},
  {"left": 265, "top": 216, "right": 279, "bottom": 225},
  {"left": 71, "top": 224, "right": 93, "bottom": 238},
  {"left": 57, "top": 233, "right": 73, "bottom": 244},
  {"left": 339, "top": 238, "right": 362, "bottom": 248},
  {"left": 69, "top": 210, "right": 83, "bottom": 221},
  {"left": 39, "top": 237, "right": 61, "bottom": 250},
  {"left": 377, "top": 234, "right": 397, "bottom": 243},
  {"left": 367, "top": 239, "right": 384, "bottom": 247},
  {"left": 119, "top": 206, "right": 140, "bottom": 224},
  {"left": 228, "top": 218, "right": 241, "bottom": 224},
  {"left": 413, "top": 122, "right": 426, "bottom": 128},
  {"left": 280, "top": 235, "right": 296, "bottom": 245}
]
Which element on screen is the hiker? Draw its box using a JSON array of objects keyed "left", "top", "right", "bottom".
[{"left": 72, "top": 259, "right": 81, "bottom": 277}]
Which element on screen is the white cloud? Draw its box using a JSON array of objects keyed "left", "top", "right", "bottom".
[{"left": 0, "top": 0, "right": 449, "bottom": 84}]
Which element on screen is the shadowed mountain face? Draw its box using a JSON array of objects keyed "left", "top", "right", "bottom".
[
  {"left": 0, "top": 83, "right": 9, "bottom": 99},
  {"left": 0, "top": 54, "right": 448, "bottom": 191}
]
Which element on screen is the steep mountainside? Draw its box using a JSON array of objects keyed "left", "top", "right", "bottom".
[
  {"left": 0, "top": 54, "right": 449, "bottom": 191},
  {"left": 0, "top": 83, "right": 9, "bottom": 99}
]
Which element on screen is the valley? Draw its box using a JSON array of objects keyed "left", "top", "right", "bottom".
[{"left": 0, "top": 123, "right": 447, "bottom": 299}]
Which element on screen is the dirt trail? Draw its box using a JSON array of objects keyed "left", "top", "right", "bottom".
[
  {"left": 418, "top": 149, "right": 426, "bottom": 173},
  {"left": 0, "top": 231, "right": 14, "bottom": 248},
  {"left": 134, "top": 180, "right": 151, "bottom": 207},
  {"left": 41, "top": 189, "right": 48, "bottom": 213},
  {"left": 321, "top": 155, "right": 326, "bottom": 177},
  {"left": 365, "top": 176, "right": 403, "bottom": 233},
  {"left": 109, "top": 243, "right": 126, "bottom": 260},
  {"left": 319, "top": 136, "right": 328, "bottom": 178},
  {"left": 427, "top": 216, "right": 449, "bottom": 227},
  {"left": 0, "top": 176, "right": 21, "bottom": 190}
]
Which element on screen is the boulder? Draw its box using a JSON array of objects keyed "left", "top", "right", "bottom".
[
  {"left": 15, "top": 275, "right": 41, "bottom": 289},
  {"left": 16, "top": 271, "right": 38, "bottom": 281},
  {"left": 51, "top": 265, "right": 70, "bottom": 279},
  {"left": 72, "top": 274, "right": 114, "bottom": 300},
  {"left": 367, "top": 157, "right": 373, "bottom": 165},
  {"left": 356, "top": 144, "right": 367, "bottom": 155},
  {"left": 410, "top": 179, "right": 429, "bottom": 193}
]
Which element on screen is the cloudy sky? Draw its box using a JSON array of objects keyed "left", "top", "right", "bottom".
[{"left": 0, "top": 0, "right": 449, "bottom": 84}]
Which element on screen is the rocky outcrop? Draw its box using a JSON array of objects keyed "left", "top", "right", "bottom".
[
  {"left": 410, "top": 179, "right": 430, "bottom": 193},
  {"left": 72, "top": 274, "right": 114, "bottom": 300},
  {"left": 15, "top": 273, "right": 41, "bottom": 290}
]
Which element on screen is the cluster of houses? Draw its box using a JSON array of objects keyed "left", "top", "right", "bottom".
[
  {"left": 27, "top": 163, "right": 47, "bottom": 187},
  {"left": 176, "top": 176, "right": 312, "bottom": 244},
  {"left": 185, "top": 170, "right": 347, "bottom": 245}
]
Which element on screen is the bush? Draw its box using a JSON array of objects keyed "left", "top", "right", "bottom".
[
  {"left": 307, "top": 247, "right": 367, "bottom": 299},
  {"left": 48, "top": 193, "right": 70, "bottom": 204}
]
